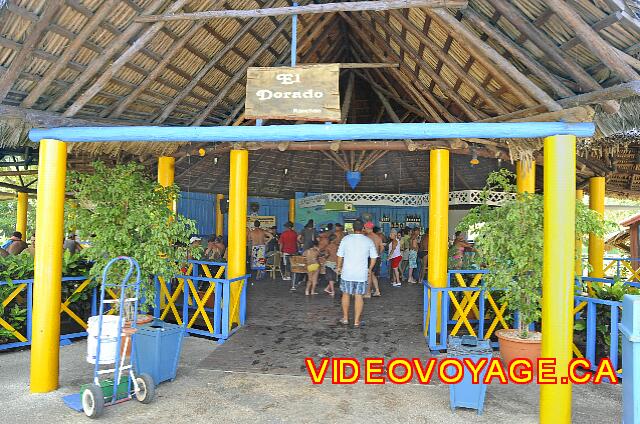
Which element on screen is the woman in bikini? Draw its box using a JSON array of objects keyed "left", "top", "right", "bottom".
[
  {"left": 303, "top": 239, "right": 321, "bottom": 295},
  {"left": 452, "top": 231, "right": 474, "bottom": 268},
  {"left": 321, "top": 234, "right": 339, "bottom": 296}
]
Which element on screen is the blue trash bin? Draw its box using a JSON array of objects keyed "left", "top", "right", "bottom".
[
  {"left": 447, "top": 335, "right": 493, "bottom": 415},
  {"left": 133, "top": 319, "right": 184, "bottom": 385}
]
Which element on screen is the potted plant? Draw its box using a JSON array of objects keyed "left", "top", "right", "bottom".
[
  {"left": 67, "top": 162, "right": 200, "bottom": 357},
  {"left": 457, "top": 169, "right": 608, "bottom": 367}
]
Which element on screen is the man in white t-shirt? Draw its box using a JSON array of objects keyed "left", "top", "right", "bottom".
[{"left": 336, "top": 219, "right": 378, "bottom": 328}]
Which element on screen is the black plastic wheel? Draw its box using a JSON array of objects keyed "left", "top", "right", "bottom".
[
  {"left": 134, "top": 373, "right": 155, "bottom": 404},
  {"left": 82, "top": 384, "right": 105, "bottom": 419}
]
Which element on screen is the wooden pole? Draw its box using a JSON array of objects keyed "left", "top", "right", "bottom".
[{"left": 135, "top": 0, "right": 469, "bottom": 22}]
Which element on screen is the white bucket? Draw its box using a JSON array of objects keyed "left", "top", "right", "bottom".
[{"left": 86, "top": 315, "right": 122, "bottom": 365}]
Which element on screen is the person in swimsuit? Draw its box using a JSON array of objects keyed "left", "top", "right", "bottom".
[
  {"left": 388, "top": 229, "right": 402, "bottom": 287},
  {"left": 303, "top": 240, "right": 321, "bottom": 296},
  {"left": 407, "top": 228, "right": 420, "bottom": 284},
  {"left": 364, "top": 222, "right": 383, "bottom": 297},
  {"left": 248, "top": 220, "right": 272, "bottom": 279},
  {"left": 452, "top": 231, "right": 474, "bottom": 268},
  {"left": 322, "top": 234, "right": 339, "bottom": 296}
]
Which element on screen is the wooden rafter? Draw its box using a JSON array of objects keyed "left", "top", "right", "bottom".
[
  {"left": 545, "top": 0, "right": 639, "bottom": 82},
  {"left": 190, "top": 17, "right": 292, "bottom": 126},
  {"left": 462, "top": 8, "right": 574, "bottom": 98},
  {"left": 0, "top": 0, "right": 63, "bottom": 102},
  {"left": 20, "top": 0, "right": 118, "bottom": 108},
  {"left": 428, "top": 9, "right": 561, "bottom": 112},
  {"left": 153, "top": 0, "right": 284, "bottom": 124},
  {"left": 136, "top": 0, "right": 469, "bottom": 22},
  {"left": 47, "top": 0, "right": 168, "bottom": 112}
]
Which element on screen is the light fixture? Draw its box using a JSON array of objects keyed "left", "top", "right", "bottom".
[
  {"left": 213, "top": 157, "right": 218, "bottom": 165},
  {"left": 497, "top": 158, "right": 503, "bottom": 166},
  {"left": 470, "top": 146, "right": 479, "bottom": 166},
  {"left": 198, "top": 148, "right": 206, "bottom": 157},
  {"left": 284, "top": 168, "right": 289, "bottom": 175},
  {"left": 384, "top": 173, "right": 388, "bottom": 180}
]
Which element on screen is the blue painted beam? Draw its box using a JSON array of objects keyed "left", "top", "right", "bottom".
[{"left": 28, "top": 122, "right": 595, "bottom": 143}]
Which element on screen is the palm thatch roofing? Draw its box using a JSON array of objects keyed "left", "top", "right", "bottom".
[{"left": 2, "top": 0, "right": 640, "bottom": 197}]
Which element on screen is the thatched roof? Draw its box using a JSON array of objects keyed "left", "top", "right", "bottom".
[{"left": 2, "top": 0, "right": 640, "bottom": 196}]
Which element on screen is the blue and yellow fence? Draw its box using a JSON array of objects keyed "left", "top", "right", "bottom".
[
  {"left": 582, "top": 257, "right": 640, "bottom": 280},
  {"left": 425, "top": 270, "right": 636, "bottom": 379},
  {"left": 153, "top": 260, "right": 249, "bottom": 343},
  {"left": 0, "top": 276, "right": 96, "bottom": 351}
]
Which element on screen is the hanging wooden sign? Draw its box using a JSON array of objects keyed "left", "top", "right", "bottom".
[{"left": 245, "top": 64, "right": 341, "bottom": 122}]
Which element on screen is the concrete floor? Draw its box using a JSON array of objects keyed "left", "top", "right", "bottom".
[{"left": 0, "top": 277, "right": 623, "bottom": 423}]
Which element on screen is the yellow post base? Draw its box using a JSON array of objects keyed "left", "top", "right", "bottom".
[
  {"left": 16, "top": 191, "right": 28, "bottom": 239},
  {"left": 30, "top": 139, "right": 67, "bottom": 393},
  {"left": 540, "top": 134, "right": 576, "bottom": 423},
  {"left": 427, "top": 149, "right": 449, "bottom": 332}
]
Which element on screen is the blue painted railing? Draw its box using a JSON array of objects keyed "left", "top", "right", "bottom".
[
  {"left": 581, "top": 256, "right": 640, "bottom": 279},
  {"left": 153, "top": 260, "right": 249, "bottom": 344},
  {"left": 0, "top": 276, "right": 94, "bottom": 351},
  {"left": 425, "top": 270, "right": 636, "bottom": 379}
]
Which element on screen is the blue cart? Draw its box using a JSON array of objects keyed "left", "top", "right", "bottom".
[{"left": 80, "top": 257, "right": 156, "bottom": 418}]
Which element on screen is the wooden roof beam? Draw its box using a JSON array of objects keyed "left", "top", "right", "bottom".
[
  {"left": 342, "top": 14, "right": 453, "bottom": 122},
  {"left": 544, "top": 0, "right": 638, "bottom": 82},
  {"left": 462, "top": 8, "right": 574, "bottom": 99},
  {"left": 190, "top": 18, "right": 292, "bottom": 126},
  {"left": 386, "top": 9, "right": 509, "bottom": 115},
  {"left": 137, "top": 0, "right": 468, "bottom": 22},
  {"left": 20, "top": 0, "right": 118, "bottom": 108},
  {"left": 428, "top": 9, "right": 561, "bottom": 112},
  {"left": 0, "top": 0, "right": 62, "bottom": 102},
  {"left": 62, "top": 0, "right": 192, "bottom": 117},
  {"left": 153, "top": 0, "right": 283, "bottom": 124},
  {"left": 47, "top": 0, "right": 167, "bottom": 113},
  {"left": 489, "top": 0, "right": 604, "bottom": 94}
]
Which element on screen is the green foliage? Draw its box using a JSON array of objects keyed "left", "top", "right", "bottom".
[
  {"left": 458, "top": 169, "right": 609, "bottom": 338},
  {"left": 67, "top": 162, "right": 199, "bottom": 310},
  {"left": 574, "top": 280, "right": 639, "bottom": 361}
]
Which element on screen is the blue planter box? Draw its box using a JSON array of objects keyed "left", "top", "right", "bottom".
[
  {"left": 448, "top": 336, "right": 493, "bottom": 415},
  {"left": 133, "top": 319, "right": 184, "bottom": 385}
]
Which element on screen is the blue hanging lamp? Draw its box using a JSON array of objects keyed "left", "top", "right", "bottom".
[{"left": 345, "top": 171, "right": 361, "bottom": 189}]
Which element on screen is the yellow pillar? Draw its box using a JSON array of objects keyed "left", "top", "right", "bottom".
[
  {"left": 540, "top": 134, "right": 576, "bottom": 423},
  {"left": 216, "top": 193, "right": 224, "bottom": 236},
  {"left": 516, "top": 160, "right": 536, "bottom": 193},
  {"left": 427, "top": 149, "right": 449, "bottom": 330},
  {"left": 30, "top": 139, "right": 67, "bottom": 393},
  {"left": 588, "top": 177, "right": 605, "bottom": 278},
  {"left": 288, "top": 198, "right": 295, "bottom": 224},
  {"left": 228, "top": 149, "right": 248, "bottom": 324},
  {"left": 575, "top": 189, "right": 584, "bottom": 276},
  {"left": 158, "top": 156, "right": 176, "bottom": 213},
  {"left": 16, "top": 191, "right": 28, "bottom": 239}
]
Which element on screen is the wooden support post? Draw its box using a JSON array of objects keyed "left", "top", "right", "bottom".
[
  {"left": 541, "top": 134, "right": 576, "bottom": 424},
  {"left": 428, "top": 149, "right": 449, "bottom": 331},
  {"left": 516, "top": 160, "right": 536, "bottom": 193},
  {"left": 289, "top": 199, "right": 296, "bottom": 224},
  {"left": 216, "top": 193, "right": 225, "bottom": 237},
  {"left": 16, "top": 192, "right": 28, "bottom": 240},
  {"left": 576, "top": 189, "right": 584, "bottom": 276},
  {"left": 158, "top": 156, "right": 176, "bottom": 213},
  {"left": 228, "top": 149, "right": 248, "bottom": 324},
  {"left": 30, "top": 139, "right": 67, "bottom": 393},
  {"left": 545, "top": 0, "right": 639, "bottom": 82},
  {"left": 589, "top": 177, "right": 605, "bottom": 278}
]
